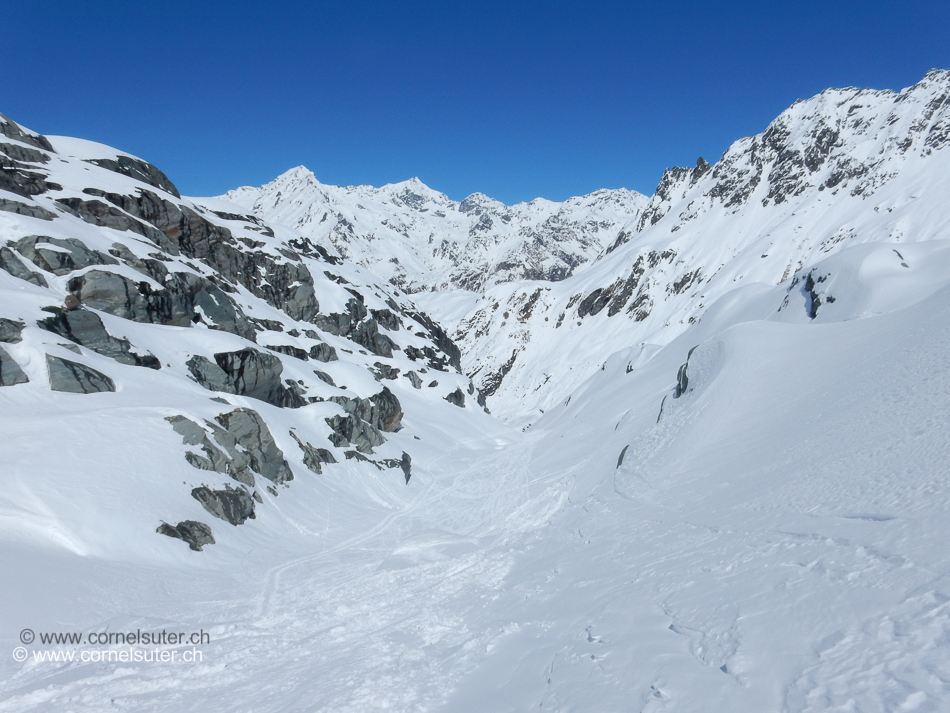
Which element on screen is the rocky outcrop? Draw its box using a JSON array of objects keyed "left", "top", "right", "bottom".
[
  {"left": 329, "top": 387, "right": 403, "bottom": 433},
  {"left": 290, "top": 432, "right": 337, "bottom": 474},
  {"left": 798, "top": 270, "right": 832, "bottom": 319},
  {"left": 325, "top": 412, "right": 385, "bottom": 454},
  {"left": 371, "top": 362, "right": 400, "bottom": 380},
  {"left": 0, "top": 162, "right": 60, "bottom": 199},
  {"left": 0, "top": 113, "right": 54, "bottom": 152},
  {"left": 313, "top": 297, "right": 398, "bottom": 358},
  {"left": 14, "top": 236, "right": 117, "bottom": 275},
  {"left": 616, "top": 445, "right": 629, "bottom": 468},
  {"left": 191, "top": 485, "right": 256, "bottom": 525},
  {"left": 479, "top": 349, "right": 518, "bottom": 397},
  {"left": 55, "top": 197, "right": 169, "bottom": 244},
  {"left": 342, "top": 449, "right": 412, "bottom": 482},
  {"left": 309, "top": 342, "right": 338, "bottom": 362},
  {"left": 167, "top": 409, "right": 293, "bottom": 487},
  {"left": 84, "top": 155, "right": 180, "bottom": 198},
  {"left": 265, "top": 344, "right": 309, "bottom": 361},
  {"left": 390, "top": 452, "right": 412, "bottom": 483},
  {"left": 0, "top": 318, "right": 24, "bottom": 343},
  {"left": 673, "top": 346, "right": 698, "bottom": 399},
  {"left": 0, "top": 142, "right": 50, "bottom": 165},
  {"left": 0, "top": 246, "right": 49, "bottom": 286},
  {"left": 0, "top": 198, "right": 56, "bottom": 221},
  {"left": 186, "top": 349, "right": 305, "bottom": 408},
  {"left": 0, "top": 346, "right": 28, "bottom": 386},
  {"left": 156, "top": 520, "right": 215, "bottom": 551},
  {"left": 371, "top": 308, "right": 401, "bottom": 331},
  {"left": 324, "top": 387, "right": 402, "bottom": 453},
  {"left": 313, "top": 370, "right": 335, "bottom": 386},
  {"left": 405, "top": 370, "right": 422, "bottom": 389},
  {"left": 38, "top": 307, "right": 160, "bottom": 369},
  {"left": 403, "top": 309, "right": 461, "bottom": 370},
  {"left": 68, "top": 269, "right": 256, "bottom": 340},
  {"left": 445, "top": 387, "right": 465, "bottom": 407},
  {"left": 215, "top": 409, "right": 294, "bottom": 483},
  {"left": 46, "top": 355, "right": 115, "bottom": 393},
  {"left": 0, "top": 136, "right": 60, "bottom": 198},
  {"left": 59, "top": 189, "right": 321, "bottom": 322}
]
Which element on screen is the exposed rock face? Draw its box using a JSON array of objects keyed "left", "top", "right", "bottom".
[
  {"left": 313, "top": 370, "right": 335, "bottom": 386},
  {"left": 0, "top": 112, "right": 55, "bottom": 151},
  {"left": 215, "top": 409, "right": 294, "bottom": 484},
  {"left": 0, "top": 346, "right": 28, "bottom": 386},
  {"left": 0, "top": 147, "right": 61, "bottom": 198},
  {"left": 68, "top": 269, "right": 256, "bottom": 340},
  {"left": 394, "top": 451, "right": 412, "bottom": 483},
  {"left": 84, "top": 156, "right": 181, "bottom": 198},
  {"left": 290, "top": 432, "right": 337, "bottom": 474},
  {"left": 0, "top": 318, "right": 24, "bottom": 343},
  {"left": 266, "top": 344, "right": 309, "bottom": 361},
  {"left": 309, "top": 343, "right": 338, "bottom": 362},
  {"left": 673, "top": 346, "right": 698, "bottom": 399},
  {"left": 798, "top": 270, "right": 832, "bottom": 319},
  {"left": 167, "top": 409, "right": 293, "bottom": 488},
  {"left": 191, "top": 485, "right": 256, "bottom": 525},
  {"left": 0, "top": 246, "right": 49, "bottom": 286},
  {"left": 617, "top": 445, "right": 629, "bottom": 468},
  {"left": 445, "top": 387, "right": 465, "bottom": 407},
  {"left": 324, "top": 412, "right": 385, "bottom": 454},
  {"left": 58, "top": 190, "right": 321, "bottom": 323},
  {"left": 46, "top": 355, "right": 115, "bottom": 393},
  {"left": 0, "top": 141, "right": 50, "bottom": 165},
  {"left": 329, "top": 387, "right": 403, "bottom": 433},
  {"left": 0, "top": 198, "right": 57, "bottom": 221},
  {"left": 313, "top": 297, "right": 398, "bottom": 358},
  {"left": 405, "top": 370, "right": 422, "bottom": 389},
  {"left": 186, "top": 349, "right": 305, "bottom": 408},
  {"left": 37, "top": 308, "right": 160, "bottom": 369},
  {"left": 404, "top": 309, "right": 461, "bottom": 370},
  {"left": 14, "top": 236, "right": 117, "bottom": 275},
  {"left": 156, "top": 520, "right": 215, "bottom": 551},
  {"left": 372, "top": 362, "right": 399, "bottom": 380}
]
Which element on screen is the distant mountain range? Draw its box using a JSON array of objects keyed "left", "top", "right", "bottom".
[
  {"left": 221, "top": 168, "right": 648, "bottom": 293},
  {"left": 225, "top": 69, "right": 950, "bottom": 422}
]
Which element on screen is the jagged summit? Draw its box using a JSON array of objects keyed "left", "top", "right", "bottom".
[
  {"left": 221, "top": 168, "right": 648, "bottom": 293},
  {"left": 4, "top": 72, "right": 950, "bottom": 712},
  {"left": 415, "top": 69, "right": 950, "bottom": 422}
]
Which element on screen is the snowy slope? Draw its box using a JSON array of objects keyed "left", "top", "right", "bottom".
[
  {"left": 0, "top": 111, "right": 496, "bottom": 561},
  {"left": 2, "top": 70, "right": 950, "bottom": 713},
  {"left": 221, "top": 168, "right": 648, "bottom": 293},
  {"left": 4, "top": 208, "right": 950, "bottom": 713},
  {"left": 415, "top": 69, "right": 950, "bottom": 423}
]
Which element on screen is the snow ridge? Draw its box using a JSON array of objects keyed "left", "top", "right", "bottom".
[{"left": 221, "top": 169, "right": 648, "bottom": 293}]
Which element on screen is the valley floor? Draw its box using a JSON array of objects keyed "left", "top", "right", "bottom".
[{"left": 3, "top": 275, "right": 950, "bottom": 713}]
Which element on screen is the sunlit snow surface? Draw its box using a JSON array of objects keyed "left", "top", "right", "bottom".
[
  {"left": 3, "top": 240, "right": 950, "bottom": 711},
  {"left": 2, "top": 72, "right": 950, "bottom": 712}
]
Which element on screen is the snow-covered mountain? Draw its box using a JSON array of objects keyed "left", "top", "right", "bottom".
[
  {"left": 221, "top": 168, "right": 647, "bottom": 293},
  {"left": 0, "top": 110, "right": 494, "bottom": 556},
  {"left": 414, "top": 68, "right": 950, "bottom": 422},
  {"left": 3, "top": 70, "right": 950, "bottom": 712},
  {"left": 221, "top": 70, "right": 950, "bottom": 424}
]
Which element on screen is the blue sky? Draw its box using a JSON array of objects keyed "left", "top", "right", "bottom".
[{"left": 3, "top": 1, "right": 948, "bottom": 203}]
